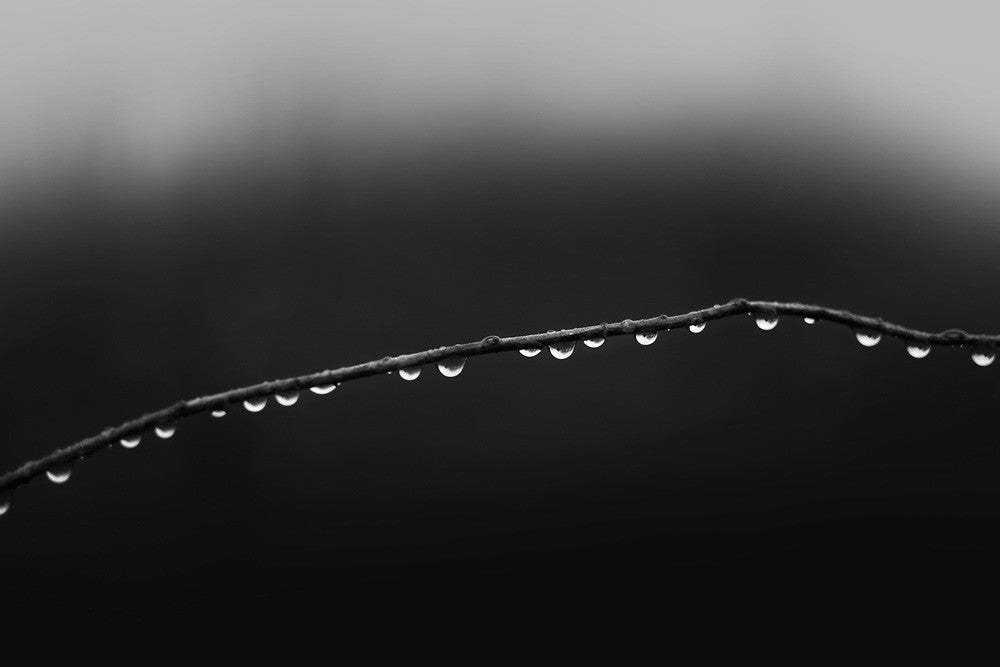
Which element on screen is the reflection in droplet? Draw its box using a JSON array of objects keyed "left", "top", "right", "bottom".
[
  {"left": 276, "top": 391, "right": 300, "bottom": 406},
  {"left": 635, "top": 331, "right": 658, "bottom": 346},
  {"left": 906, "top": 344, "right": 931, "bottom": 359},
  {"left": 519, "top": 347, "right": 541, "bottom": 357},
  {"left": 855, "top": 331, "right": 882, "bottom": 347},
  {"left": 244, "top": 397, "right": 267, "bottom": 412},
  {"left": 549, "top": 341, "right": 576, "bottom": 359},
  {"left": 438, "top": 357, "right": 466, "bottom": 377},
  {"left": 399, "top": 367, "right": 421, "bottom": 381},
  {"left": 688, "top": 322, "right": 706, "bottom": 334},
  {"left": 310, "top": 384, "right": 337, "bottom": 395},
  {"left": 211, "top": 409, "right": 227, "bottom": 418},
  {"left": 755, "top": 316, "right": 779, "bottom": 331},
  {"left": 0, "top": 492, "right": 10, "bottom": 516},
  {"left": 803, "top": 317, "right": 816, "bottom": 325},
  {"left": 583, "top": 336, "right": 605, "bottom": 348},
  {"left": 972, "top": 349, "right": 996, "bottom": 367},
  {"left": 155, "top": 424, "right": 176, "bottom": 439},
  {"left": 120, "top": 435, "right": 141, "bottom": 449},
  {"left": 46, "top": 465, "right": 72, "bottom": 484}
]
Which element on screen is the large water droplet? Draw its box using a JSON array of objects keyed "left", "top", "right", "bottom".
[
  {"left": 276, "top": 391, "right": 300, "bottom": 406},
  {"left": 244, "top": 397, "right": 267, "bottom": 412},
  {"left": 583, "top": 336, "right": 605, "bottom": 348},
  {"left": 549, "top": 341, "right": 576, "bottom": 359},
  {"left": 120, "top": 435, "right": 141, "bottom": 449},
  {"left": 972, "top": 348, "right": 996, "bottom": 367},
  {"left": 635, "top": 331, "right": 658, "bottom": 346},
  {"left": 519, "top": 347, "right": 541, "bottom": 357},
  {"left": 803, "top": 317, "right": 816, "bottom": 325},
  {"left": 46, "top": 464, "right": 72, "bottom": 484},
  {"left": 310, "top": 384, "right": 337, "bottom": 395},
  {"left": 0, "top": 492, "right": 10, "bottom": 516},
  {"left": 438, "top": 357, "right": 466, "bottom": 377},
  {"left": 211, "top": 409, "right": 227, "bottom": 418},
  {"left": 399, "top": 367, "right": 421, "bottom": 381},
  {"left": 906, "top": 344, "right": 930, "bottom": 359},
  {"left": 855, "top": 330, "right": 882, "bottom": 347},
  {"left": 755, "top": 316, "right": 779, "bottom": 331},
  {"left": 155, "top": 423, "right": 176, "bottom": 439},
  {"left": 688, "top": 322, "right": 706, "bottom": 334}
]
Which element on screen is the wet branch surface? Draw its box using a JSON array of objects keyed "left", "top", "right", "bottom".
[{"left": 2, "top": 298, "right": 997, "bottom": 495}]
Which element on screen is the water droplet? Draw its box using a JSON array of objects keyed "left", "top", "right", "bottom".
[
  {"left": 583, "top": 336, "right": 605, "bottom": 348},
  {"left": 972, "top": 348, "right": 996, "bottom": 367},
  {"left": 803, "top": 317, "right": 816, "bottom": 325},
  {"left": 855, "top": 330, "right": 882, "bottom": 347},
  {"left": 549, "top": 341, "right": 576, "bottom": 359},
  {"left": 906, "top": 344, "right": 930, "bottom": 359},
  {"left": 0, "top": 492, "right": 10, "bottom": 516},
  {"left": 755, "top": 316, "right": 779, "bottom": 331},
  {"left": 635, "top": 331, "right": 658, "bottom": 346},
  {"left": 211, "top": 409, "right": 227, "bottom": 418},
  {"left": 519, "top": 347, "right": 541, "bottom": 357},
  {"left": 310, "top": 384, "right": 337, "bottom": 395},
  {"left": 46, "top": 464, "right": 72, "bottom": 484},
  {"left": 688, "top": 322, "right": 706, "bottom": 334},
  {"left": 276, "top": 391, "right": 300, "bottom": 406},
  {"left": 155, "top": 423, "right": 176, "bottom": 439},
  {"left": 244, "top": 397, "right": 267, "bottom": 412},
  {"left": 438, "top": 357, "right": 466, "bottom": 377},
  {"left": 399, "top": 367, "right": 421, "bottom": 381},
  {"left": 120, "top": 435, "right": 141, "bottom": 449}
]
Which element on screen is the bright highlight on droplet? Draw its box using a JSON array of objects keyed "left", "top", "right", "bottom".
[
  {"left": 688, "top": 322, "right": 706, "bottom": 334},
  {"left": 0, "top": 493, "right": 10, "bottom": 516},
  {"left": 803, "top": 317, "right": 816, "bottom": 325},
  {"left": 244, "top": 397, "right": 267, "bottom": 412},
  {"left": 549, "top": 341, "right": 576, "bottom": 359},
  {"left": 855, "top": 331, "right": 882, "bottom": 347},
  {"left": 906, "top": 344, "right": 931, "bottom": 359},
  {"left": 276, "top": 391, "right": 300, "bottom": 406},
  {"left": 155, "top": 424, "right": 176, "bottom": 439},
  {"left": 583, "top": 336, "right": 605, "bottom": 348},
  {"left": 399, "top": 367, "right": 421, "bottom": 381},
  {"left": 755, "top": 316, "right": 779, "bottom": 331},
  {"left": 120, "top": 435, "right": 141, "bottom": 449},
  {"left": 438, "top": 357, "right": 466, "bottom": 377},
  {"left": 211, "top": 409, "right": 227, "bottom": 418},
  {"left": 519, "top": 347, "right": 541, "bottom": 357},
  {"left": 310, "top": 384, "right": 337, "bottom": 395},
  {"left": 635, "top": 331, "right": 658, "bottom": 346},
  {"left": 46, "top": 465, "right": 72, "bottom": 484},
  {"left": 972, "top": 349, "right": 996, "bottom": 367}
]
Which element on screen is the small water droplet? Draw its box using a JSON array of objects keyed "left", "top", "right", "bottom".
[
  {"left": 519, "top": 347, "right": 541, "bottom": 357},
  {"left": 46, "top": 464, "right": 72, "bottom": 484},
  {"left": 399, "top": 367, "right": 421, "bottom": 381},
  {"left": 438, "top": 357, "right": 466, "bottom": 377},
  {"left": 211, "top": 409, "right": 227, "bottom": 418},
  {"left": 310, "top": 384, "right": 337, "bottom": 395},
  {"left": 855, "top": 330, "right": 882, "bottom": 347},
  {"left": 688, "top": 322, "right": 706, "bottom": 334},
  {"left": 549, "top": 341, "right": 576, "bottom": 359},
  {"left": 803, "top": 317, "right": 816, "bottom": 325},
  {"left": 0, "top": 492, "right": 11, "bottom": 516},
  {"left": 276, "top": 391, "right": 300, "bottom": 406},
  {"left": 583, "top": 336, "right": 605, "bottom": 348},
  {"left": 120, "top": 435, "right": 141, "bottom": 449},
  {"left": 755, "top": 316, "right": 779, "bottom": 331},
  {"left": 155, "top": 423, "right": 176, "bottom": 439},
  {"left": 906, "top": 344, "right": 930, "bottom": 359},
  {"left": 972, "top": 348, "right": 996, "bottom": 367},
  {"left": 635, "top": 331, "right": 658, "bottom": 346},
  {"left": 244, "top": 397, "right": 267, "bottom": 412}
]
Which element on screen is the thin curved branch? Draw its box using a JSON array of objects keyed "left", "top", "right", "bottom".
[{"left": 1, "top": 298, "right": 997, "bottom": 495}]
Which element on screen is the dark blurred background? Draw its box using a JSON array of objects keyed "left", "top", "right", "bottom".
[{"left": 3, "top": 1, "right": 1000, "bottom": 627}]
